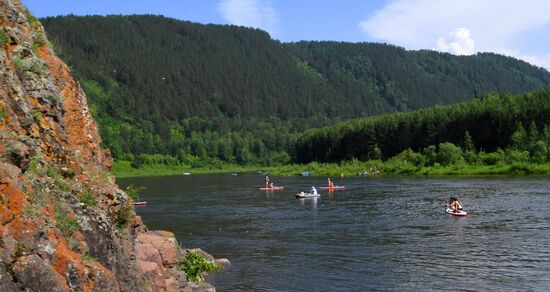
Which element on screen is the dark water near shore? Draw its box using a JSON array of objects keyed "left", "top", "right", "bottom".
[{"left": 118, "top": 174, "right": 550, "bottom": 291}]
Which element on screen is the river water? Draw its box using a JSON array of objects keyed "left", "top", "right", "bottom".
[{"left": 118, "top": 174, "right": 550, "bottom": 291}]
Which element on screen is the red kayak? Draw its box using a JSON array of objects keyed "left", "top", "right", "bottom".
[
  {"left": 319, "top": 186, "right": 346, "bottom": 190},
  {"left": 259, "top": 186, "right": 285, "bottom": 190}
]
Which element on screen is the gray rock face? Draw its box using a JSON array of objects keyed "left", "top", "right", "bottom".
[
  {"left": 12, "top": 254, "right": 68, "bottom": 292},
  {"left": 0, "top": 263, "right": 18, "bottom": 291}
]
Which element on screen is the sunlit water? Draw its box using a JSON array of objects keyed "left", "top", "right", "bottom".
[{"left": 118, "top": 174, "right": 550, "bottom": 291}]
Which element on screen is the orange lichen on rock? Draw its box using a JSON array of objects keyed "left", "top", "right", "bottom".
[
  {"left": 0, "top": 182, "right": 25, "bottom": 226},
  {"left": 38, "top": 45, "right": 105, "bottom": 171}
]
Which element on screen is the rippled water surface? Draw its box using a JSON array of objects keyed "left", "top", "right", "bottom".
[{"left": 118, "top": 174, "right": 550, "bottom": 291}]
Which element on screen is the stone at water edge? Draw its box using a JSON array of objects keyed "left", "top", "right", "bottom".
[{"left": 215, "top": 258, "right": 231, "bottom": 268}]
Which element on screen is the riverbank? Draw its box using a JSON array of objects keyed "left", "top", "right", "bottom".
[{"left": 111, "top": 160, "right": 550, "bottom": 177}]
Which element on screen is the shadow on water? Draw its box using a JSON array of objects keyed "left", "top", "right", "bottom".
[{"left": 118, "top": 174, "right": 550, "bottom": 291}]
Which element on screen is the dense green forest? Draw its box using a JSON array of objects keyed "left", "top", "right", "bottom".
[
  {"left": 286, "top": 42, "right": 550, "bottom": 110},
  {"left": 41, "top": 15, "right": 550, "bottom": 167},
  {"left": 295, "top": 89, "right": 550, "bottom": 165}
]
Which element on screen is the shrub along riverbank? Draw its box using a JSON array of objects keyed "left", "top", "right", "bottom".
[
  {"left": 112, "top": 144, "right": 550, "bottom": 177},
  {"left": 113, "top": 119, "right": 549, "bottom": 177},
  {"left": 111, "top": 159, "right": 550, "bottom": 178}
]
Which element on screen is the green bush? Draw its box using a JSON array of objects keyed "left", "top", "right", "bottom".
[
  {"left": 176, "top": 251, "right": 220, "bottom": 282},
  {"left": 509, "top": 162, "right": 532, "bottom": 174},
  {"left": 125, "top": 184, "right": 145, "bottom": 201},
  {"left": 31, "top": 109, "right": 43, "bottom": 123},
  {"left": 83, "top": 253, "right": 97, "bottom": 264},
  {"left": 115, "top": 205, "right": 133, "bottom": 230},
  {"left": 0, "top": 30, "right": 9, "bottom": 47},
  {"left": 395, "top": 148, "right": 425, "bottom": 167},
  {"left": 437, "top": 142, "right": 464, "bottom": 166},
  {"left": 79, "top": 188, "right": 98, "bottom": 209},
  {"left": 530, "top": 141, "right": 548, "bottom": 163},
  {"left": 462, "top": 150, "right": 480, "bottom": 165},
  {"left": 422, "top": 145, "right": 437, "bottom": 166},
  {"left": 13, "top": 56, "right": 44, "bottom": 74},
  {"left": 384, "top": 157, "right": 417, "bottom": 174},
  {"left": 368, "top": 144, "right": 383, "bottom": 160},
  {"left": 504, "top": 149, "right": 530, "bottom": 164},
  {"left": 26, "top": 13, "right": 38, "bottom": 25},
  {"left": 0, "top": 105, "right": 7, "bottom": 123},
  {"left": 54, "top": 205, "right": 80, "bottom": 237},
  {"left": 479, "top": 149, "right": 505, "bottom": 165},
  {"left": 46, "top": 166, "right": 70, "bottom": 191}
]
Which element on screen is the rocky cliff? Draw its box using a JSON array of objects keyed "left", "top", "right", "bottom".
[{"left": 0, "top": 0, "right": 223, "bottom": 290}]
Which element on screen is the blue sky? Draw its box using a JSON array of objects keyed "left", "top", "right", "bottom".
[{"left": 22, "top": 0, "right": 550, "bottom": 69}]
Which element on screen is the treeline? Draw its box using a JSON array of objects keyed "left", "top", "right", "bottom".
[
  {"left": 40, "top": 15, "right": 550, "bottom": 166},
  {"left": 102, "top": 116, "right": 296, "bottom": 167},
  {"left": 295, "top": 89, "right": 550, "bottom": 163}
]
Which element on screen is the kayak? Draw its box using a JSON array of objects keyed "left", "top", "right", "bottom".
[
  {"left": 446, "top": 208, "right": 467, "bottom": 216},
  {"left": 319, "top": 185, "right": 346, "bottom": 190},
  {"left": 259, "top": 186, "right": 285, "bottom": 190},
  {"left": 296, "top": 193, "right": 320, "bottom": 198},
  {"left": 133, "top": 201, "right": 147, "bottom": 206}
]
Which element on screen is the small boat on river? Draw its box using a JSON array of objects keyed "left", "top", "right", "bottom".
[
  {"left": 295, "top": 192, "right": 320, "bottom": 198},
  {"left": 319, "top": 185, "right": 346, "bottom": 190},
  {"left": 259, "top": 186, "right": 285, "bottom": 190},
  {"left": 133, "top": 201, "right": 147, "bottom": 206}
]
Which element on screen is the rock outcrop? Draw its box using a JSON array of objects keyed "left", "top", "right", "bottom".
[{"left": 0, "top": 0, "right": 225, "bottom": 290}]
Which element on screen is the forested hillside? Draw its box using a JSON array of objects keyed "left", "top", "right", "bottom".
[
  {"left": 287, "top": 42, "right": 550, "bottom": 110},
  {"left": 295, "top": 89, "right": 550, "bottom": 163},
  {"left": 41, "top": 15, "right": 550, "bottom": 166}
]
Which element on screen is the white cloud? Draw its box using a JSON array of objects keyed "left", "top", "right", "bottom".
[
  {"left": 436, "top": 28, "right": 475, "bottom": 55},
  {"left": 358, "top": 0, "right": 550, "bottom": 69},
  {"left": 218, "top": 0, "right": 278, "bottom": 36}
]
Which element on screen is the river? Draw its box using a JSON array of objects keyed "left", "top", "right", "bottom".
[{"left": 118, "top": 174, "right": 550, "bottom": 291}]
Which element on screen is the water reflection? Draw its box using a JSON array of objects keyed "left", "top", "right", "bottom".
[{"left": 297, "top": 197, "right": 318, "bottom": 209}]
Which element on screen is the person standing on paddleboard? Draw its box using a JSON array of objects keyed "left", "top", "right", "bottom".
[
  {"left": 265, "top": 176, "right": 269, "bottom": 188},
  {"left": 327, "top": 178, "right": 334, "bottom": 188}
]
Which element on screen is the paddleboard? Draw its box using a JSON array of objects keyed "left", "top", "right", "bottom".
[
  {"left": 319, "top": 186, "right": 346, "bottom": 190},
  {"left": 259, "top": 186, "right": 285, "bottom": 190},
  {"left": 446, "top": 208, "right": 467, "bottom": 216},
  {"left": 133, "top": 201, "right": 147, "bottom": 206}
]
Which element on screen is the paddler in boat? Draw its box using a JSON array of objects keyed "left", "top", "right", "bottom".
[
  {"left": 311, "top": 186, "right": 318, "bottom": 195},
  {"left": 269, "top": 182, "right": 275, "bottom": 189},
  {"left": 448, "top": 197, "right": 463, "bottom": 213}
]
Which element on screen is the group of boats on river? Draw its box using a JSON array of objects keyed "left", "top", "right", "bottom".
[
  {"left": 261, "top": 176, "right": 345, "bottom": 199},
  {"left": 134, "top": 174, "right": 467, "bottom": 216},
  {"left": 259, "top": 175, "right": 467, "bottom": 216}
]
